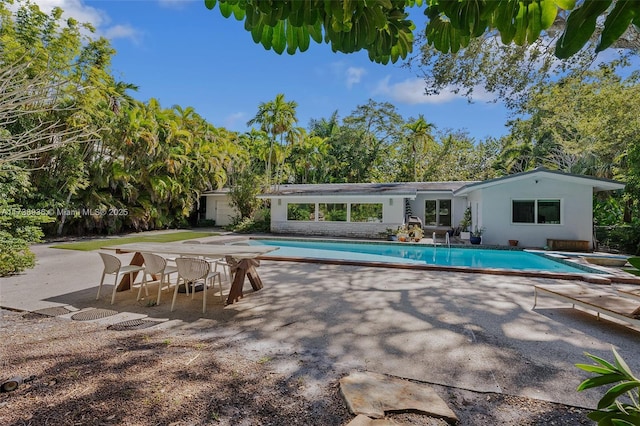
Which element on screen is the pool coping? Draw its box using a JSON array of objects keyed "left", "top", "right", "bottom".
[{"left": 248, "top": 236, "right": 640, "bottom": 285}]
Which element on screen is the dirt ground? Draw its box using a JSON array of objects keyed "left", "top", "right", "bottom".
[{"left": 0, "top": 309, "right": 592, "bottom": 425}]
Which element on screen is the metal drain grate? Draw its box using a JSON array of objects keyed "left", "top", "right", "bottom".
[
  {"left": 32, "top": 307, "right": 72, "bottom": 317},
  {"left": 71, "top": 309, "right": 118, "bottom": 321},
  {"left": 107, "top": 319, "right": 160, "bottom": 331}
]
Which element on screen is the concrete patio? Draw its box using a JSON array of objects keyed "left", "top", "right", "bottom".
[{"left": 2, "top": 239, "right": 640, "bottom": 411}]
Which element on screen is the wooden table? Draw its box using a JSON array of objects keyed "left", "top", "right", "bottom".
[{"left": 102, "top": 242, "right": 278, "bottom": 305}]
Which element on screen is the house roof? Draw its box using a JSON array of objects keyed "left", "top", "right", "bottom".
[
  {"left": 453, "top": 167, "right": 625, "bottom": 195},
  {"left": 206, "top": 169, "right": 624, "bottom": 199},
  {"left": 257, "top": 181, "right": 474, "bottom": 198},
  {"left": 201, "top": 188, "right": 231, "bottom": 196}
]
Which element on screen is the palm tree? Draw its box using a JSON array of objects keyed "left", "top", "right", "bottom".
[
  {"left": 247, "top": 93, "right": 298, "bottom": 187},
  {"left": 405, "top": 114, "right": 435, "bottom": 182},
  {"left": 107, "top": 80, "right": 139, "bottom": 115}
]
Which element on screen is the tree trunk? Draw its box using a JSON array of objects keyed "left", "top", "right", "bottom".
[{"left": 56, "top": 192, "right": 73, "bottom": 236}]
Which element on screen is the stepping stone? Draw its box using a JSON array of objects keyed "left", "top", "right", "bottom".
[
  {"left": 346, "top": 414, "right": 400, "bottom": 425},
  {"left": 340, "top": 371, "right": 458, "bottom": 423}
]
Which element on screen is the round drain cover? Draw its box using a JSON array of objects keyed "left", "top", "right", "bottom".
[
  {"left": 71, "top": 309, "right": 118, "bottom": 321},
  {"left": 32, "top": 307, "right": 72, "bottom": 317},
  {"left": 107, "top": 319, "right": 159, "bottom": 331}
]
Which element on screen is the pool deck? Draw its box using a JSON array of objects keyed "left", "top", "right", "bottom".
[{"left": 2, "top": 234, "right": 640, "bottom": 412}]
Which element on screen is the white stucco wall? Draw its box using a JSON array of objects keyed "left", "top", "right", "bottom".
[
  {"left": 472, "top": 175, "right": 593, "bottom": 248},
  {"left": 204, "top": 195, "right": 238, "bottom": 227},
  {"left": 270, "top": 195, "right": 406, "bottom": 238}
]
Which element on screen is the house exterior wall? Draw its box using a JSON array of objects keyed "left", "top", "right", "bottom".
[
  {"left": 204, "top": 195, "right": 238, "bottom": 227},
  {"left": 475, "top": 175, "right": 593, "bottom": 248},
  {"left": 270, "top": 196, "right": 406, "bottom": 238}
]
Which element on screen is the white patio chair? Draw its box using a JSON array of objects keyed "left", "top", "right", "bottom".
[
  {"left": 180, "top": 240, "right": 223, "bottom": 271},
  {"left": 171, "top": 257, "right": 223, "bottom": 313},
  {"left": 96, "top": 252, "right": 146, "bottom": 305},
  {"left": 213, "top": 257, "right": 232, "bottom": 284},
  {"left": 140, "top": 252, "right": 178, "bottom": 305}
]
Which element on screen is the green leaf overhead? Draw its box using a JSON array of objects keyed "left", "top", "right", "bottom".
[
  {"left": 206, "top": 0, "right": 417, "bottom": 63},
  {"left": 205, "top": 0, "right": 639, "bottom": 62},
  {"left": 556, "top": 0, "right": 613, "bottom": 58},
  {"left": 596, "top": 0, "right": 640, "bottom": 52}
]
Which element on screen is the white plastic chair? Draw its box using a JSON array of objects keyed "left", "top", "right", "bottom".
[
  {"left": 171, "top": 257, "right": 223, "bottom": 313},
  {"left": 141, "top": 252, "right": 178, "bottom": 305},
  {"left": 96, "top": 253, "right": 146, "bottom": 305},
  {"left": 213, "top": 257, "right": 232, "bottom": 284},
  {"left": 181, "top": 240, "right": 224, "bottom": 273}
]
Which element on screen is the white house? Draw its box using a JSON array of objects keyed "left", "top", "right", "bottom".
[
  {"left": 199, "top": 189, "right": 238, "bottom": 227},
  {"left": 256, "top": 168, "right": 624, "bottom": 249},
  {"left": 453, "top": 168, "right": 624, "bottom": 248}
]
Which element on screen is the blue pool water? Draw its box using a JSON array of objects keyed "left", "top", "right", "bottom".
[{"left": 247, "top": 239, "right": 597, "bottom": 274}]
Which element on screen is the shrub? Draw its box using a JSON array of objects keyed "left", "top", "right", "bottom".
[
  {"left": 576, "top": 348, "right": 640, "bottom": 425},
  {"left": 0, "top": 231, "right": 36, "bottom": 275},
  {"left": 595, "top": 222, "right": 640, "bottom": 255},
  {"left": 0, "top": 201, "right": 52, "bottom": 276},
  {"left": 230, "top": 208, "right": 270, "bottom": 233}
]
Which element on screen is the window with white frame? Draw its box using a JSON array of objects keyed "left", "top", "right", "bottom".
[
  {"left": 512, "top": 199, "right": 561, "bottom": 224},
  {"left": 287, "top": 203, "right": 315, "bottom": 221},
  {"left": 351, "top": 203, "right": 383, "bottom": 222},
  {"left": 319, "top": 203, "right": 347, "bottom": 221}
]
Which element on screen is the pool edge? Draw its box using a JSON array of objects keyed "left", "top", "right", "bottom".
[{"left": 258, "top": 254, "right": 640, "bottom": 285}]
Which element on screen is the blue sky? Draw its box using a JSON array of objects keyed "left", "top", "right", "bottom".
[{"left": 34, "top": 0, "right": 511, "bottom": 140}]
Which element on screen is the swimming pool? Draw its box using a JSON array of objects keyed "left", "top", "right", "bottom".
[{"left": 246, "top": 238, "right": 599, "bottom": 275}]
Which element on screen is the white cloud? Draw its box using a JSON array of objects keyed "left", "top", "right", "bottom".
[
  {"left": 224, "top": 112, "right": 246, "bottom": 129},
  {"left": 157, "top": 0, "right": 190, "bottom": 9},
  {"left": 29, "top": 0, "right": 142, "bottom": 43},
  {"left": 103, "top": 24, "right": 141, "bottom": 43},
  {"left": 345, "top": 67, "right": 366, "bottom": 89},
  {"left": 30, "top": 0, "right": 107, "bottom": 29},
  {"left": 327, "top": 62, "right": 367, "bottom": 88},
  {"left": 373, "top": 76, "right": 494, "bottom": 105}
]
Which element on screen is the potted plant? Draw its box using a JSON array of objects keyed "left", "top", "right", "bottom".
[
  {"left": 396, "top": 225, "right": 409, "bottom": 242},
  {"left": 408, "top": 225, "right": 424, "bottom": 242},
  {"left": 470, "top": 226, "right": 485, "bottom": 245},
  {"left": 381, "top": 228, "right": 398, "bottom": 241},
  {"left": 459, "top": 207, "right": 472, "bottom": 240}
]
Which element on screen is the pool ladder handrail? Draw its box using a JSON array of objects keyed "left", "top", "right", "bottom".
[{"left": 433, "top": 232, "right": 451, "bottom": 249}]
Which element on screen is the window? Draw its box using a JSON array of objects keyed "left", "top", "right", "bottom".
[
  {"left": 351, "top": 203, "right": 383, "bottom": 222},
  {"left": 287, "top": 203, "right": 315, "bottom": 221},
  {"left": 319, "top": 203, "right": 347, "bottom": 221},
  {"left": 512, "top": 201, "right": 534, "bottom": 223},
  {"left": 424, "top": 199, "right": 451, "bottom": 226},
  {"left": 538, "top": 200, "right": 560, "bottom": 224},
  {"left": 438, "top": 200, "right": 451, "bottom": 226},
  {"left": 425, "top": 200, "right": 436, "bottom": 226},
  {"left": 512, "top": 199, "right": 560, "bottom": 224}
]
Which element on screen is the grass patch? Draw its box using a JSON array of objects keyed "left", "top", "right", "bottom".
[
  {"left": 51, "top": 231, "right": 217, "bottom": 251},
  {"left": 623, "top": 268, "right": 640, "bottom": 276}
]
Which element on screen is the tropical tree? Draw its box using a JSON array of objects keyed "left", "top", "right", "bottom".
[
  {"left": 494, "top": 62, "right": 640, "bottom": 228},
  {"left": 403, "top": 114, "right": 435, "bottom": 181},
  {"left": 247, "top": 93, "right": 298, "bottom": 187},
  {"left": 286, "top": 130, "right": 330, "bottom": 183},
  {"left": 204, "top": 0, "right": 640, "bottom": 63},
  {"left": 309, "top": 110, "right": 340, "bottom": 139}
]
